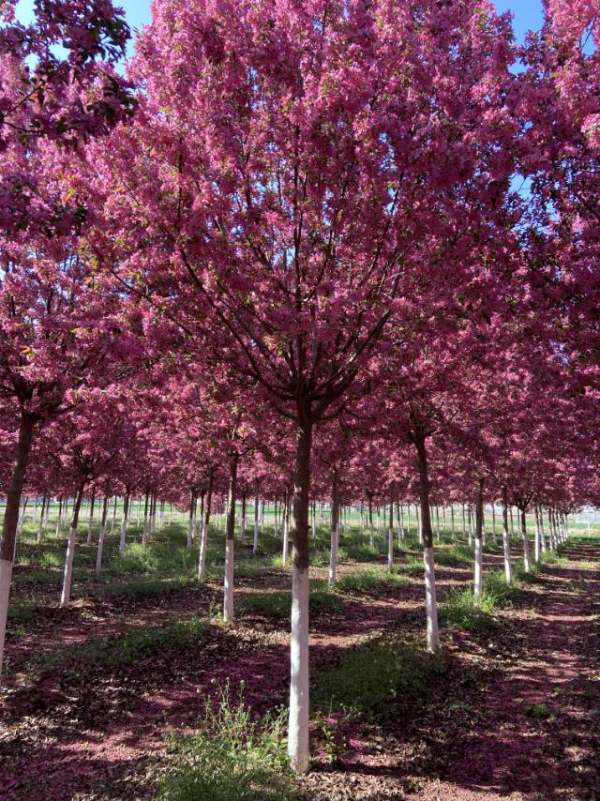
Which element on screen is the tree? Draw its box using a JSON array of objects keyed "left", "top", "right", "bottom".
[{"left": 91, "top": 0, "right": 517, "bottom": 771}]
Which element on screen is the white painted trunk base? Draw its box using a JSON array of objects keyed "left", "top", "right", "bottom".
[
  {"left": 0, "top": 559, "right": 14, "bottom": 679},
  {"left": 223, "top": 537, "right": 234, "bottom": 623},
  {"left": 253, "top": 523, "right": 259, "bottom": 555},
  {"left": 423, "top": 547, "right": 440, "bottom": 652},
  {"left": 198, "top": 519, "right": 208, "bottom": 580},
  {"left": 387, "top": 528, "right": 394, "bottom": 571},
  {"left": 61, "top": 528, "right": 77, "bottom": 606},
  {"left": 96, "top": 526, "right": 106, "bottom": 576},
  {"left": 523, "top": 532, "right": 531, "bottom": 573},
  {"left": 119, "top": 515, "right": 128, "bottom": 557},
  {"left": 474, "top": 538, "right": 483, "bottom": 597},
  {"left": 288, "top": 566, "right": 310, "bottom": 773},
  {"left": 329, "top": 525, "right": 339, "bottom": 586},
  {"left": 282, "top": 518, "right": 289, "bottom": 566},
  {"left": 502, "top": 530, "right": 513, "bottom": 585}
]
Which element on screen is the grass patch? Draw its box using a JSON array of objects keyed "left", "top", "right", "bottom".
[
  {"left": 435, "top": 545, "right": 474, "bottom": 567},
  {"left": 312, "top": 637, "right": 445, "bottom": 721},
  {"left": 30, "top": 616, "right": 206, "bottom": 676},
  {"left": 159, "top": 687, "right": 296, "bottom": 801},
  {"left": 526, "top": 702, "right": 553, "bottom": 720},
  {"left": 335, "top": 567, "right": 409, "bottom": 594},
  {"left": 441, "top": 569, "right": 520, "bottom": 633},
  {"left": 93, "top": 575, "right": 196, "bottom": 599},
  {"left": 239, "top": 589, "right": 343, "bottom": 620}
]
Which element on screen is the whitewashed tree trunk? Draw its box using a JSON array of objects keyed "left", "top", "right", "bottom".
[
  {"left": 61, "top": 485, "right": 85, "bottom": 607},
  {"left": 253, "top": 491, "right": 260, "bottom": 555},
  {"left": 223, "top": 456, "right": 238, "bottom": 623},
  {"left": 534, "top": 506, "right": 541, "bottom": 563},
  {"left": 287, "top": 418, "right": 312, "bottom": 774},
  {"left": 473, "top": 479, "right": 485, "bottom": 598},
  {"left": 187, "top": 490, "right": 195, "bottom": 550},
  {"left": 282, "top": 494, "right": 290, "bottom": 567},
  {"left": 521, "top": 508, "right": 531, "bottom": 573},
  {"left": 424, "top": 546, "right": 439, "bottom": 652},
  {"left": 328, "top": 473, "right": 340, "bottom": 586},
  {"left": 119, "top": 494, "right": 130, "bottom": 557},
  {"left": 415, "top": 433, "right": 440, "bottom": 653},
  {"left": 502, "top": 488, "right": 513, "bottom": 585}
]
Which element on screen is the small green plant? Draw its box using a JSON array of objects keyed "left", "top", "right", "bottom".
[
  {"left": 335, "top": 567, "right": 408, "bottom": 594},
  {"left": 159, "top": 686, "right": 296, "bottom": 801},
  {"left": 526, "top": 703, "right": 553, "bottom": 720},
  {"left": 313, "top": 712, "right": 347, "bottom": 766},
  {"left": 312, "top": 637, "right": 445, "bottom": 721}
]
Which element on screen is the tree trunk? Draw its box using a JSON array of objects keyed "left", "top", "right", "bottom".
[
  {"left": 328, "top": 471, "right": 340, "bottom": 586},
  {"left": 142, "top": 491, "right": 150, "bottom": 544},
  {"left": 474, "top": 478, "right": 484, "bottom": 598},
  {"left": 187, "top": 489, "right": 195, "bottom": 550},
  {"left": 223, "top": 455, "right": 239, "bottom": 623},
  {"left": 521, "top": 507, "right": 530, "bottom": 573},
  {"left": 37, "top": 496, "right": 47, "bottom": 544},
  {"left": 502, "top": 486, "right": 512, "bottom": 585},
  {"left": 198, "top": 471, "right": 214, "bottom": 580},
  {"left": 414, "top": 433, "right": 439, "bottom": 653},
  {"left": 119, "top": 493, "right": 130, "bottom": 556},
  {"left": 387, "top": 493, "right": 394, "bottom": 571},
  {"left": 96, "top": 496, "right": 109, "bottom": 576},
  {"left": 287, "top": 418, "right": 312, "bottom": 774},
  {"left": 282, "top": 489, "right": 290, "bottom": 566},
  {"left": 60, "top": 483, "right": 85, "bottom": 607},
  {"left": 253, "top": 489, "right": 260, "bottom": 555},
  {"left": 86, "top": 490, "right": 96, "bottom": 546},
  {"left": 0, "top": 411, "right": 35, "bottom": 679}
]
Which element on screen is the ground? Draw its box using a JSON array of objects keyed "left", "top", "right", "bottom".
[{"left": 0, "top": 520, "right": 598, "bottom": 801}]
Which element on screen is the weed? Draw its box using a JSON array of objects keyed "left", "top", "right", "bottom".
[{"left": 158, "top": 686, "right": 296, "bottom": 801}]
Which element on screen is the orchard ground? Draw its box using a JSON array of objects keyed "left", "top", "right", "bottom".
[{"left": 0, "top": 506, "right": 599, "bottom": 801}]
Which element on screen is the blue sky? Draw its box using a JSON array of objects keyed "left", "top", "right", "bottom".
[
  {"left": 118, "top": 1, "right": 545, "bottom": 44},
  {"left": 16, "top": 1, "right": 545, "bottom": 45}
]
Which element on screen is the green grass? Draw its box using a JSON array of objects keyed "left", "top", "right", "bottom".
[
  {"left": 159, "top": 688, "right": 296, "bottom": 801},
  {"left": 335, "top": 567, "right": 409, "bottom": 594},
  {"left": 29, "top": 616, "right": 206, "bottom": 676},
  {"left": 238, "top": 588, "right": 343, "bottom": 620},
  {"left": 435, "top": 544, "right": 474, "bottom": 567},
  {"left": 312, "top": 638, "right": 446, "bottom": 721},
  {"left": 526, "top": 702, "right": 553, "bottom": 720},
  {"left": 441, "top": 569, "right": 520, "bottom": 633},
  {"left": 93, "top": 575, "right": 196, "bottom": 599}
]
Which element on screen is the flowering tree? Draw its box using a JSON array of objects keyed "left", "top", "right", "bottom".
[{"left": 89, "top": 0, "right": 518, "bottom": 771}]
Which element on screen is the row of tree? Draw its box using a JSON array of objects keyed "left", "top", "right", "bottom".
[{"left": 2, "top": 0, "right": 600, "bottom": 771}]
